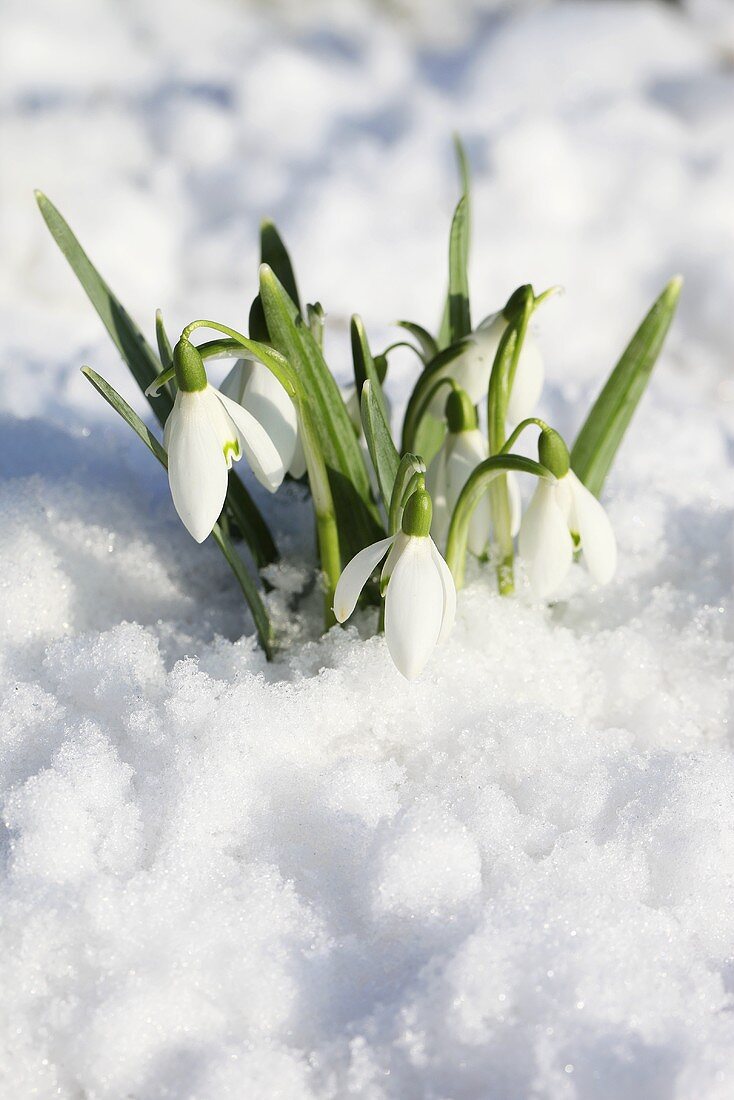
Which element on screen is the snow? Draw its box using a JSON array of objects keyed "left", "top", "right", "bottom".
[{"left": 2, "top": 0, "right": 734, "bottom": 1096}]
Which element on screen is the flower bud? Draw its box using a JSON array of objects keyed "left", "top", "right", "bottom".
[
  {"left": 173, "top": 337, "right": 207, "bottom": 393},
  {"left": 538, "top": 428, "right": 570, "bottom": 479},
  {"left": 401, "top": 488, "right": 433, "bottom": 538},
  {"left": 502, "top": 284, "right": 534, "bottom": 322},
  {"left": 445, "top": 387, "right": 478, "bottom": 433}
]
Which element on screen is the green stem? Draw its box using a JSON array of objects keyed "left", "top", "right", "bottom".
[
  {"left": 445, "top": 455, "right": 550, "bottom": 589},
  {"left": 402, "top": 375, "right": 457, "bottom": 453},
  {"left": 182, "top": 321, "right": 297, "bottom": 396},
  {"left": 500, "top": 417, "right": 550, "bottom": 455},
  {"left": 388, "top": 453, "right": 426, "bottom": 535},
  {"left": 486, "top": 292, "right": 534, "bottom": 595},
  {"left": 297, "top": 399, "right": 341, "bottom": 625}
]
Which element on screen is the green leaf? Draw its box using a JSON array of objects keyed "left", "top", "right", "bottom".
[
  {"left": 360, "top": 381, "right": 400, "bottom": 516},
  {"left": 260, "top": 220, "right": 301, "bottom": 314},
  {"left": 447, "top": 193, "right": 471, "bottom": 345},
  {"left": 259, "top": 265, "right": 384, "bottom": 561},
  {"left": 571, "top": 277, "right": 683, "bottom": 497},
  {"left": 438, "top": 138, "right": 472, "bottom": 350},
  {"left": 401, "top": 341, "right": 465, "bottom": 455},
  {"left": 36, "top": 191, "right": 173, "bottom": 427},
  {"left": 224, "top": 470, "right": 279, "bottom": 570},
  {"left": 453, "top": 133, "right": 471, "bottom": 207},
  {"left": 350, "top": 315, "right": 389, "bottom": 422},
  {"left": 155, "top": 309, "right": 173, "bottom": 370},
  {"left": 396, "top": 321, "right": 438, "bottom": 363},
  {"left": 81, "top": 366, "right": 274, "bottom": 658}
]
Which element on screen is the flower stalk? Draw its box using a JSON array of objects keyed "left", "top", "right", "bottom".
[
  {"left": 445, "top": 454, "right": 551, "bottom": 589},
  {"left": 486, "top": 288, "right": 535, "bottom": 594}
]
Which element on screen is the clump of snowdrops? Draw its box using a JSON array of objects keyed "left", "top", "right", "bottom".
[{"left": 36, "top": 141, "right": 681, "bottom": 679}]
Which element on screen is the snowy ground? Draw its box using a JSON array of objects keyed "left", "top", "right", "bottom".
[{"left": 3, "top": 0, "right": 734, "bottom": 1096}]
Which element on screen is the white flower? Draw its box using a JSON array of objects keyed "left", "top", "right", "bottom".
[
  {"left": 426, "top": 427, "right": 521, "bottom": 555},
  {"left": 220, "top": 359, "right": 306, "bottom": 478},
  {"left": 428, "top": 313, "right": 543, "bottom": 424},
  {"left": 164, "top": 384, "right": 285, "bottom": 543},
  {"left": 519, "top": 470, "right": 617, "bottom": 598},
  {"left": 333, "top": 491, "right": 456, "bottom": 681}
]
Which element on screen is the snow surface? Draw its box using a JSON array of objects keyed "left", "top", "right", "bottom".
[{"left": 3, "top": 0, "right": 734, "bottom": 1096}]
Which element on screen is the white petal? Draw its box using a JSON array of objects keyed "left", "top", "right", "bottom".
[
  {"left": 507, "top": 332, "right": 544, "bottom": 425},
  {"left": 198, "top": 385, "right": 242, "bottom": 468},
  {"left": 430, "top": 538, "right": 457, "bottom": 645},
  {"left": 333, "top": 535, "right": 395, "bottom": 623},
  {"left": 507, "top": 471, "right": 522, "bottom": 538},
  {"left": 167, "top": 391, "right": 228, "bottom": 543},
  {"left": 518, "top": 480, "right": 573, "bottom": 598},
  {"left": 426, "top": 444, "right": 451, "bottom": 549},
  {"left": 567, "top": 471, "right": 617, "bottom": 585},
  {"left": 385, "top": 538, "right": 445, "bottom": 680},
  {"left": 212, "top": 388, "right": 285, "bottom": 492},
  {"left": 219, "top": 359, "right": 252, "bottom": 404},
  {"left": 446, "top": 430, "right": 489, "bottom": 557},
  {"left": 163, "top": 389, "right": 181, "bottom": 452},
  {"left": 381, "top": 530, "right": 410, "bottom": 590},
  {"left": 288, "top": 431, "right": 307, "bottom": 479},
  {"left": 239, "top": 361, "right": 299, "bottom": 474}
]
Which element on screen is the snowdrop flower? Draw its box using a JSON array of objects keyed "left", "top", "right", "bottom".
[
  {"left": 519, "top": 429, "right": 617, "bottom": 598},
  {"left": 221, "top": 358, "right": 306, "bottom": 477},
  {"left": 334, "top": 488, "right": 456, "bottom": 680},
  {"left": 426, "top": 387, "right": 520, "bottom": 554},
  {"left": 428, "top": 311, "right": 543, "bottom": 425},
  {"left": 164, "top": 338, "right": 285, "bottom": 543}
]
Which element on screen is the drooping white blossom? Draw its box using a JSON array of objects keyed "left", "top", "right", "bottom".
[
  {"left": 428, "top": 313, "right": 543, "bottom": 424},
  {"left": 519, "top": 470, "right": 617, "bottom": 598},
  {"left": 221, "top": 359, "right": 306, "bottom": 478},
  {"left": 164, "top": 384, "right": 284, "bottom": 543},
  {"left": 333, "top": 490, "right": 456, "bottom": 680}
]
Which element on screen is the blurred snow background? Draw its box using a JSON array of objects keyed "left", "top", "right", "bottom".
[{"left": 2, "top": 0, "right": 734, "bottom": 1096}]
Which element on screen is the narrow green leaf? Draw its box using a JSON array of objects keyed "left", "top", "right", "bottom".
[
  {"left": 35, "top": 192, "right": 173, "bottom": 427},
  {"left": 453, "top": 133, "right": 471, "bottom": 210},
  {"left": 438, "top": 139, "right": 472, "bottom": 350},
  {"left": 82, "top": 366, "right": 168, "bottom": 463},
  {"left": 571, "top": 277, "right": 683, "bottom": 497},
  {"left": 447, "top": 194, "right": 471, "bottom": 345},
  {"left": 81, "top": 367, "right": 274, "bottom": 657},
  {"left": 224, "top": 470, "right": 279, "bottom": 570},
  {"left": 396, "top": 321, "right": 438, "bottom": 363},
  {"left": 351, "top": 315, "right": 389, "bottom": 423},
  {"left": 259, "top": 265, "right": 384, "bottom": 561},
  {"left": 261, "top": 220, "right": 301, "bottom": 314},
  {"left": 155, "top": 309, "right": 173, "bottom": 370},
  {"left": 401, "top": 341, "right": 464, "bottom": 454},
  {"left": 361, "top": 381, "right": 400, "bottom": 516},
  {"left": 209, "top": 526, "right": 275, "bottom": 659}
]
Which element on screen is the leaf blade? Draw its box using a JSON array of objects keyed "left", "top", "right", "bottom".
[
  {"left": 571, "top": 277, "right": 682, "bottom": 496},
  {"left": 259, "top": 265, "right": 384, "bottom": 561},
  {"left": 36, "top": 191, "right": 173, "bottom": 426},
  {"left": 360, "top": 381, "right": 400, "bottom": 515}
]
